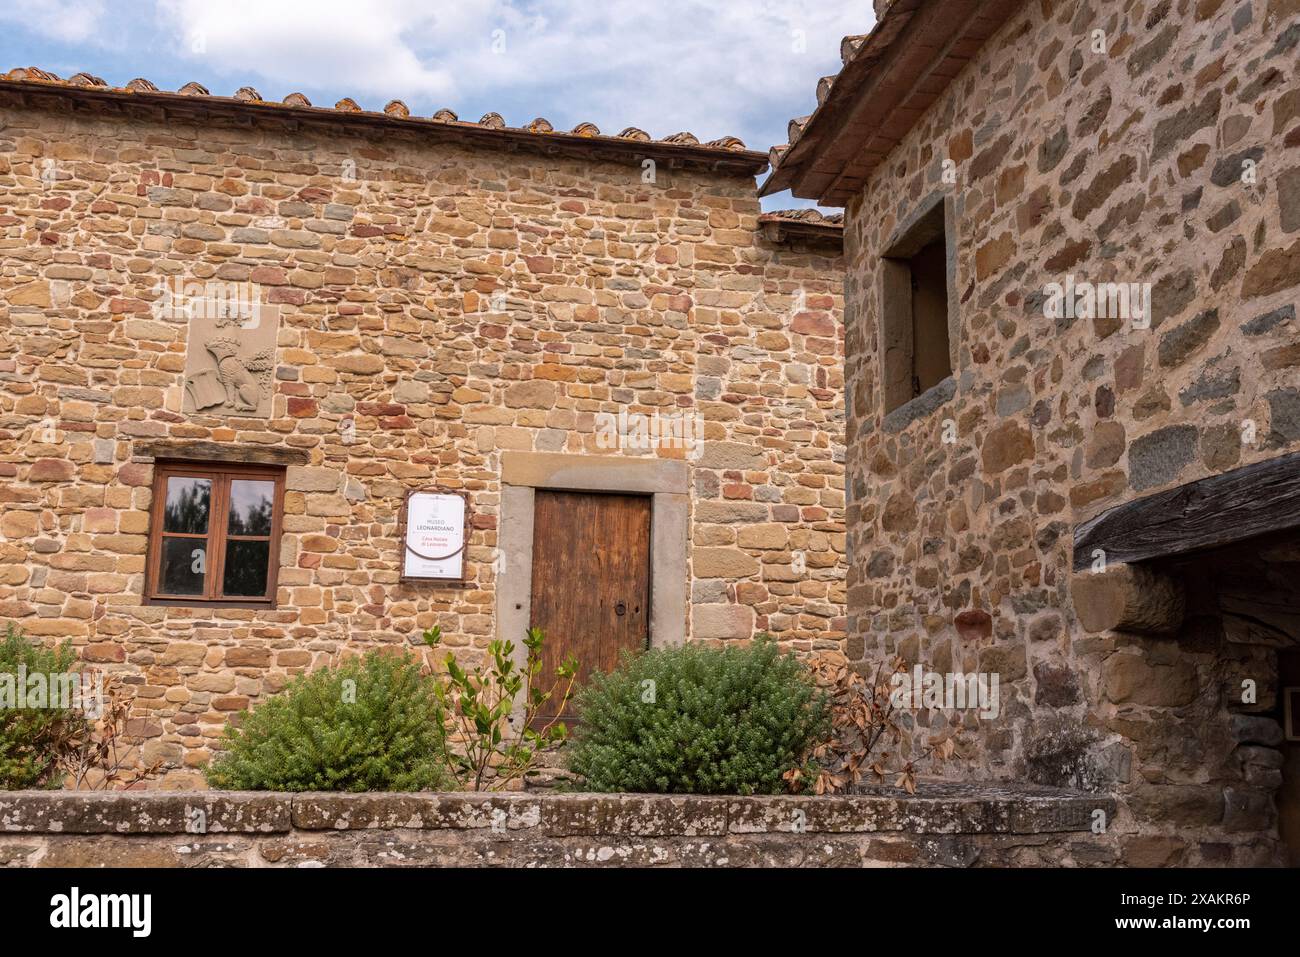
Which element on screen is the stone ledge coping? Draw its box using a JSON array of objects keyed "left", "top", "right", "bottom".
[
  {"left": 882, "top": 376, "right": 957, "bottom": 433},
  {"left": 0, "top": 784, "right": 1113, "bottom": 837}
]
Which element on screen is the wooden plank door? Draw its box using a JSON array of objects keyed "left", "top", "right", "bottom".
[{"left": 530, "top": 491, "right": 651, "bottom": 724}]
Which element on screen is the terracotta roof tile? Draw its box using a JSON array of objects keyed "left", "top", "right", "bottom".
[
  {"left": 840, "top": 34, "right": 868, "bottom": 64},
  {"left": 816, "top": 75, "right": 836, "bottom": 106},
  {"left": 8, "top": 66, "right": 59, "bottom": 82},
  {"left": 704, "top": 135, "right": 746, "bottom": 151},
  {"left": 0, "top": 68, "right": 764, "bottom": 173}
]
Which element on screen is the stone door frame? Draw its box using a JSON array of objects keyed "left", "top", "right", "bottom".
[{"left": 495, "top": 452, "right": 688, "bottom": 659}]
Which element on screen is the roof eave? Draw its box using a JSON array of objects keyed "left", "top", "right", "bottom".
[
  {"left": 759, "top": 220, "right": 845, "bottom": 246},
  {"left": 762, "top": 0, "right": 1025, "bottom": 206},
  {"left": 759, "top": 0, "right": 923, "bottom": 200},
  {"left": 757, "top": 211, "right": 844, "bottom": 246},
  {"left": 0, "top": 78, "right": 771, "bottom": 177}
]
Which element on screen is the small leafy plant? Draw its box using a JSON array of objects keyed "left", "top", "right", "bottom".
[
  {"left": 424, "top": 625, "right": 576, "bottom": 791},
  {"left": 205, "top": 650, "right": 449, "bottom": 792},
  {"left": 564, "top": 637, "right": 828, "bottom": 795}
]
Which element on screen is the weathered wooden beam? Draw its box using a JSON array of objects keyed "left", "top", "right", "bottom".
[
  {"left": 1071, "top": 564, "right": 1186, "bottom": 635},
  {"left": 1072, "top": 451, "right": 1300, "bottom": 571},
  {"left": 134, "top": 439, "right": 310, "bottom": 467}
]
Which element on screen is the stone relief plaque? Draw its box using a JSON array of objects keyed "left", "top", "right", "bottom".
[{"left": 181, "top": 288, "right": 280, "bottom": 418}]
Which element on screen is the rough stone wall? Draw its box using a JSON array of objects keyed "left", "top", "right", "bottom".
[
  {"left": 842, "top": 0, "right": 1299, "bottom": 865},
  {"left": 0, "top": 785, "right": 1116, "bottom": 867},
  {"left": 0, "top": 95, "right": 844, "bottom": 786}
]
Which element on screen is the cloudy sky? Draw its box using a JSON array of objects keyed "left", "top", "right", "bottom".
[{"left": 0, "top": 0, "right": 872, "bottom": 210}]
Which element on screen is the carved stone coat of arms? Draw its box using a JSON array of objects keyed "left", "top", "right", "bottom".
[{"left": 181, "top": 290, "right": 279, "bottom": 418}]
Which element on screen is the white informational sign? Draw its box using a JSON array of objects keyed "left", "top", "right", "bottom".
[{"left": 402, "top": 491, "right": 467, "bottom": 581}]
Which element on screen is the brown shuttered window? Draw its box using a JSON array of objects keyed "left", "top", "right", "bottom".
[{"left": 145, "top": 463, "right": 285, "bottom": 607}]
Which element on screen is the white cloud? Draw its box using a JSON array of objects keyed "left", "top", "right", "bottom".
[
  {"left": 0, "top": 0, "right": 108, "bottom": 46},
  {"left": 153, "top": 0, "right": 868, "bottom": 145},
  {"left": 155, "top": 0, "right": 477, "bottom": 98}
]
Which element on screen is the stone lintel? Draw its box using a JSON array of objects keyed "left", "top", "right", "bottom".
[{"left": 500, "top": 451, "right": 688, "bottom": 494}]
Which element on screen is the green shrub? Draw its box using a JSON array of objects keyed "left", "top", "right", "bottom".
[
  {"left": 0, "top": 625, "right": 87, "bottom": 789},
  {"left": 206, "top": 651, "right": 449, "bottom": 792},
  {"left": 565, "top": 637, "right": 828, "bottom": 795}
]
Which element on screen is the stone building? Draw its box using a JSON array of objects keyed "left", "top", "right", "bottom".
[
  {"left": 766, "top": 0, "right": 1300, "bottom": 864},
  {"left": 0, "top": 70, "right": 846, "bottom": 786}
]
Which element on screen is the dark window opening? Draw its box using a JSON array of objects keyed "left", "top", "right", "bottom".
[
  {"left": 881, "top": 198, "right": 954, "bottom": 414},
  {"left": 909, "top": 237, "right": 951, "bottom": 397}
]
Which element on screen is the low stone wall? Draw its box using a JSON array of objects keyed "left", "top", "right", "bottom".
[{"left": 0, "top": 784, "right": 1116, "bottom": 867}]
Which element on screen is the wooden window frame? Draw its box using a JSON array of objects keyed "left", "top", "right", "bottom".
[{"left": 144, "top": 462, "right": 285, "bottom": 609}]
